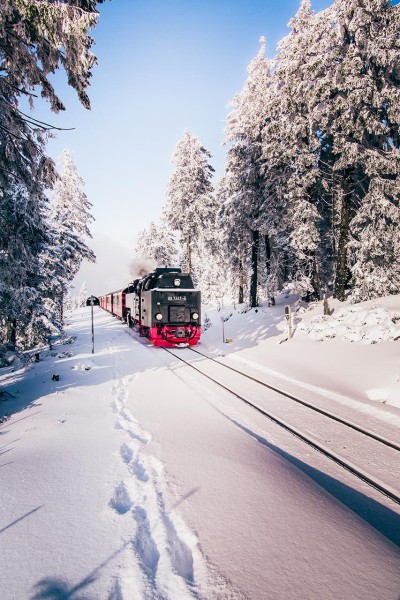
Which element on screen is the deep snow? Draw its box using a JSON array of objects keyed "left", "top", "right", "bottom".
[{"left": 1, "top": 294, "right": 400, "bottom": 599}]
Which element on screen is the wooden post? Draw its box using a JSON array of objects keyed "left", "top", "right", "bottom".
[
  {"left": 91, "top": 297, "right": 95, "bottom": 354},
  {"left": 285, "top": 305, "right": 293, "bottom": 339}
]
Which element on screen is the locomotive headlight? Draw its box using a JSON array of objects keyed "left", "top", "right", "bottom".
[
  {"left": 173, "top": 278, "right": 181, "bottom": 287},
  {"left": 191, "top": 312, "right": 199, "bottom": 321},
  {"left": 155, "top": 312, "right": 163, "bottom": 321}
]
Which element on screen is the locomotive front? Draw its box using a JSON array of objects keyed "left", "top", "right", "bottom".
[{"left": 138, "top": 268, "right": 201, "bottom": 347}]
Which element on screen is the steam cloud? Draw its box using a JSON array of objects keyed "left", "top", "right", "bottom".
[{"left": 129, "top": 257, "right": 157, "bottom": 280}]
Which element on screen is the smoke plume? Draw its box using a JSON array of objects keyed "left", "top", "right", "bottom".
[{"left": 129, "top": 257, "right": 157, "bottom": 280}]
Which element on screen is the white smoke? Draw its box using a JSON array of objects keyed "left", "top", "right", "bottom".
[{"left": 129, "top": 257, "right": 157, "bottom": 280}]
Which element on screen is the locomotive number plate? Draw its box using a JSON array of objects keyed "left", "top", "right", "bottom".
[{"left": 167, "top": 296, "right": 187, "bottom": 301}]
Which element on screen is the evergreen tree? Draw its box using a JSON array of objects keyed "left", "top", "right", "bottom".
[
  {"left": 308, "top": 0, "right": 400, "bottom": 300},
  {"left": 134, "top": 218, "right": 177, "bottom": 266},
  {"left": 220, "top": 38, "right": 273, "bottom": 307},
  {"left": 0, "top": 184, "right": 48, "bottom": 346},
  {"left": 165, "top": 130, "right": 215, "bottom": 274},
  {"left": 267, "top": 0, "right": 324, "bottom": 299},
  {"left": 348, "top": 179, "right": 400, "bottom": 301},
  {"left": 261, "top": 0, "right": 400, "bottom": 303},
  {"left": 217, "top": 173, "right": 249, "bottom": 305},
  {"left": 0, "top": 0, "right": 106, "bottom": 207},
  {"left": 45, "top": 149, "right": 95, "bottom": 321},
  {"left": 78, "top": 282, "right": 88, "bottom": 307},
  {"left": 0, "top": 0, "right": 106, "bottom": 347}
]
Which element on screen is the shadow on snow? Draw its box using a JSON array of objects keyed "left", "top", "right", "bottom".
[
  {"left": 30, "top": 542, "right": 130, "bottom": 600},
  {"left": 231, "top": 418, "right": 400, "bottom": 549}
]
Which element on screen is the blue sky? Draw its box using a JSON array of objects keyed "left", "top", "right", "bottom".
[{"left": 35, "top": 0, "right": 336, "bottom": 294}]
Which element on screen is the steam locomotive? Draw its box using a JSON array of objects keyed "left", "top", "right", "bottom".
[{"left": 98, "top": 268, "right": 201, "bottom": 347}]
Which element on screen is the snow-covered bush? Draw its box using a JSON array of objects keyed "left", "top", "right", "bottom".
[{"left": 298, "top": 303, "right": 399, "bottom": 344}]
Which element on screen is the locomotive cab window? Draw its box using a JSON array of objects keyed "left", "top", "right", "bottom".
[{"left": 157, "top": 274, "right": 194, "bottom": 289}]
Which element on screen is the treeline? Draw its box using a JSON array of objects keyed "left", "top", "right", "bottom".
[
  {"left": 0, "top": 1, "right": 103, "bottom": 351},
  {"left": 136, "top": 0, "right": 400, "bottom": 307}
]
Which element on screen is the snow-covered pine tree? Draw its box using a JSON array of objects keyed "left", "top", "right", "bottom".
[
  {"left": 267, "top": 0, "right": 325, "bottom": 300},
  {"left": 0, "top": 0, "right": 105, "bottom": 347},
  {"left": 217, "top": 172, "right": 249, "bottom": 305},
  {"left": 0, "top": 1, "right": 103, "bottom": 154},
  {"left": 220, "top": 37, "right": 274, "bottom": 307},
  {"left": 0, "top": 0, "right": 105, "bottom": 212},
  {"left": 348, "top": 179, "right": 400, "bottom": 301},
  {"left": 309, "top": 0, "right": 400, "bottom": 300},
  {"left": 45, "top": 150, "right": 95, "bottom": 322},
  {"left": 0, "top": 184, "right": 49, "bottom": 348},
  {"left": 165, "top": 131, "right": 215, "bottom": 275},
  {"left": 134, "top": 219, "right": 177, "bottom": 267},
  {"left": 134, "top": 229, "right": 150, "bottom": 260},
  {"left": 78, "top": 282, "right": 88, "bottom": 307},
  {"left": 190, "top": 224, "right": 228, "bottom": 305}
]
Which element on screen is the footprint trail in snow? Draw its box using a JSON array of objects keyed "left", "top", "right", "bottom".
[{"left": 108, "top": 339, "right": 211, "bottom": 599}]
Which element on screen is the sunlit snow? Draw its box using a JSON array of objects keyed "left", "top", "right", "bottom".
[{"left": 1, "top": 293, "right": 399, "bottom": 599}]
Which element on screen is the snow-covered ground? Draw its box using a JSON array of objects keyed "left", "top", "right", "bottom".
[
  {"left": 1, "top": 294, "right": 400, "bottom": 599},
  {"left": 202, "top": 292, "right": 400, "bottom": 410}
]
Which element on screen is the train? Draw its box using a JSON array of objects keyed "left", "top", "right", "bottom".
[{"left": 98, "top": 267, "right": 201, "bottom": 347}]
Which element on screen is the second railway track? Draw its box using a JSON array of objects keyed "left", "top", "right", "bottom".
[{"left": 163, "top": 345, "right": 400, "bottom": 506}]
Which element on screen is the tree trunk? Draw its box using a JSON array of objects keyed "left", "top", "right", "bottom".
[
  {"left": 265, "top": 234, "right": 275, "bottom": 306},
  {"left": 186, "top": 234, "right": 191, "bottom": 274},
  {"left": 264, "top": 234, "right": 271, "bottom": 274},
  {"left": 250, "top": 230, "right": 259, "bottom": 308},
  {"left": 310, "top": 255, "right": 321, "bottom": 301},
  {"left": 238, "top": 260, "right": 244, "bottom": 304},
  {"left": 59, "top": 299, "right": 64, "bottom": 323},
  {"left": 6, "top": 319, "right": 16, "bottom": 349},
  {"left": 282, "top": 250, "right": 289, "bottom": 284},
  {"left": 334, "top": 187, "right": 351, "bottom": 301}
]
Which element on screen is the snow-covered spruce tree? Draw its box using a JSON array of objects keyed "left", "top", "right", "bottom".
[
  {"left": 134, "top": 228, "right": 150, "bottom": 259},
  {"left": 265, "top": 0, "right": 326, "bottom": 300},
  {"left": 64, "top": 292, "right": 76, "bottom": 313},
  {"left": 0, "top": 0, "right": 105, "bottom": 347},
  {"left": 78, "top": 281, "right": 88, "bottom": 307},
  {"left": 190, "top": 224, "right": 228, "bottom": 305},
  {"left": 134, "top": 218, "right": 177, "bottom": 267},
  {"left": 0, "top": 184, "right": 49, "bottom": 348},
  {"left": 45, "top": 150, "right": 95, "bottom": 322},
  {"left": 348, "top": 179, "right": 400, "bottom": 301},
  {"left": 217, "top": 172, "right": 250, "bottom": 305},
  {"left": 165, "top": 130, "right": 215, "bottom": 276},
  {"left": 0, "top": 0, "right": 104, "bottom": 177},
  {"left": 221, "top": 37, "right": 275, "bottom": 308},
  {"left": 0, "top": 0, "right": 105, "bottom": 209},
  {"left": 308, "top": 0, "right": 400, "bottom": 301}
]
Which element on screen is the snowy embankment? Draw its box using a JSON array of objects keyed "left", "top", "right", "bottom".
[
  {"left": 201, "top": 292, "right": 400, "bottom": 411},
  {"left": 0, "top": 294, "right": 400, "bottom": 600}
]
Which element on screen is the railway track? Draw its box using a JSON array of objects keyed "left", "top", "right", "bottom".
[{"left": 163, "top": 346, "right": 400, "bottom": 506}]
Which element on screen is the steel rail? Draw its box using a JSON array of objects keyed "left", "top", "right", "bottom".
[
  {"left": 187, "top": 348, "right": 400, "bottom": 452},
  {"left": 164, "top": 347, "right": 400, "bottom": 506}
]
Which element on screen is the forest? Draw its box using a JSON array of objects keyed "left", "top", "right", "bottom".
[
  {"left": 0, "top": 0, "right": 101, "bottom": 352},
  {"left": 138, "top": 0, "right": 400, "bottom": 310},
  {"left": 1, "top": 0, "right": 400, "bottom": 353}
]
